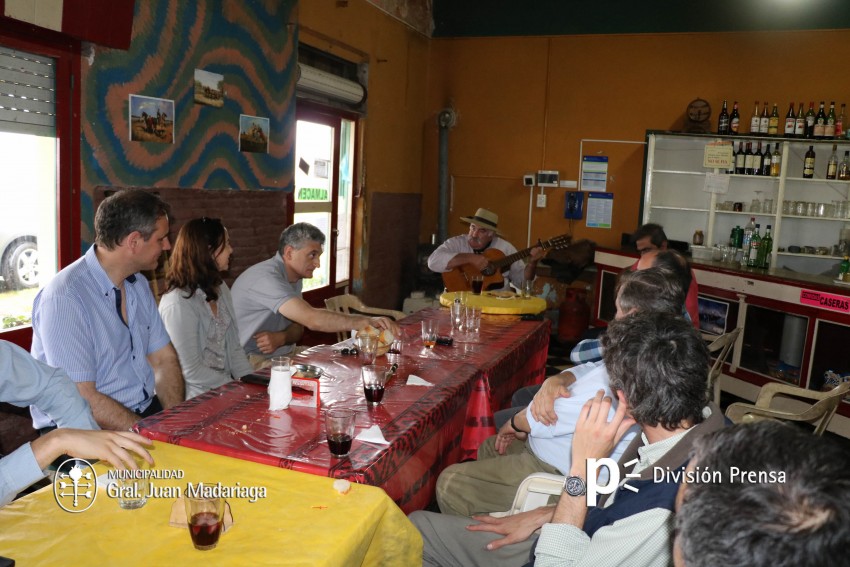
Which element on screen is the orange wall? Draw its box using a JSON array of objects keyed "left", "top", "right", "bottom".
[{"left": 425, "top": 30, "right": 850, "bottom": 250}]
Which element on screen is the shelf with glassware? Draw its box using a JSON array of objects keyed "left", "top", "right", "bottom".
[{"left": 643, "top": 132, "right": 850, "bottom": 275}]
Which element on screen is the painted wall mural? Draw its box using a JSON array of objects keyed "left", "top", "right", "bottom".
[{"left": 80, "top": 0, "right": 297, "bottom": 243}]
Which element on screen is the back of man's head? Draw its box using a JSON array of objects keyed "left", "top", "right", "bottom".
[
  {"left": 652, "top": 250, "right": 692, "bottom": 296},
  {"left": 95, "top": 189, "right": 171, "bottom": 250},
  {"left": 632, "top": 223, "right": 667, "bottom": 249},
  {"left": 278, "top": 222, "right": 326, "bottom": 254},
  {"left": 616, "top": 267, "right": 685, "bottom": 316},
  {"left": 676, "top": 421, "right": 850, "bottom": 567},
  {"left": 602, "top": 311, "right": 707, "bottom": 429}
]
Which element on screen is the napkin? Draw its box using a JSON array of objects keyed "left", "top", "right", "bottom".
[
  {"left": 406, "top": 374, "right": 434, "bottom": 387},
  {"left": 355, "top": 425, "right": 390, "bottom": 445}
]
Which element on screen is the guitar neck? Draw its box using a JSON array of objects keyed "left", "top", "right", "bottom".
[
  {"left": 488, "top": 234, "right": 569, "bottom": 270},
  {"left": 491, "top": 247, "right": 537, "bottom": 269}
]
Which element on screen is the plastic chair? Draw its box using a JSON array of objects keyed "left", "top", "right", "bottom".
[
  {"left": 725, "top": 380, "right": 850, "bottom": 436},
  {"left": 505, "top": 472, "right": 564, "bottom": 515},
  {"left": 324, "top": 294, "right": 406, "bottom": 343},
  {"left": 702, "top": 328, "right": 741, "bottom": 405}
]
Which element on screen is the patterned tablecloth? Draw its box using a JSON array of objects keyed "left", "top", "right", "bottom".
[{"left": 137, "top": 308, "right": 549, "bottom": 513}]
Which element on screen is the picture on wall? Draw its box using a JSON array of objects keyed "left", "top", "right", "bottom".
[
  {"left": 129, "top": 95, "right": 175, "bottom": 144},
  {"left": 194, "top": 69, "right": 224, "bottom": 108},
  {"left": 239, "top": 114, "right": 269, "bottom": 154}
]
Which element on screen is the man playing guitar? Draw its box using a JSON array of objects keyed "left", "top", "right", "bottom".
[{"left": 427, "top": 208, "right": 545, "bottom": 292}]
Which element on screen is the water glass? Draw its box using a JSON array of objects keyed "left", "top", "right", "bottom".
[
  {"left": 450, "top": 300, "right": 465, "bottom": 333},
  {"left": 325, "top": 408, "right": 356, "bottom": 457},
  {"left": 762, "top": 199, "right": 774, "bottom": 214},
  {"left": 356, "top": 333, "right": 377, "bottom": 364},
  {"left": 421, "top": 320, "right": 437, "bottom": 349},
  {"left": 185, "top": 489, "right": 225, "bottom": 551},
  {"left": 361, "top": 364, "right": 388, "bottom": 405},
  {"left": 116, "top": 471, "right": 149, "bottom": 510},
  {"left": 521, "top": 280, "right": 534, "bottom": 298},
  {"left": 464, "top": 306, "right": 482, "bottom": 334}
]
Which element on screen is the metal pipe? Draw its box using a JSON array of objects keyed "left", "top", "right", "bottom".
[{"left": 437, "top": 108, "right": 456, "bottom": 243}]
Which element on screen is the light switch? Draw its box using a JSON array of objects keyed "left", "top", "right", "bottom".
[{"left": 536, "top": 194, "right": 547, "bottom": 208}]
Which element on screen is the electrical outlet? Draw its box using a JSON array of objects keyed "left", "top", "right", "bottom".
[
  {"left": 536, "top": 193, "right": 547, "bottom": 208},
  {"left": 523, "top": 174, "right": 535, "bottom": 187}
]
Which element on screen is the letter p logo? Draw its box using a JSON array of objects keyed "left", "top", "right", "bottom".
[{"left": 586, "top": 458, "right": 620, "bottom": 506}]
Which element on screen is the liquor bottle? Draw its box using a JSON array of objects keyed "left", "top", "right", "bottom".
[
  {"left": 805, "top": 102, "right": 816, "bottom": 138},
  {"left": 826, "top": 144, "right": 838, "bottom": 180},
  {"left": 784, "top": 102, "right": 796, "bottom": 137},
  {"left": 741, "top": 217, "right": 756, "bottom": 267},
  {"left": 752, "top": 141, "right": 763, "bottom": 175},
  {"left": 838, "top": 150, "right": 850, "bottom": 180},
  {"left": 840, "top": 256, "right": 850, "bottom": 282},
  {"left": 727, "top": 143, "right": 737, "bottom": 174},
  {"left": 836, "top": 103, "right": 846, "bottom": 139},
  {"left": 803, "top": 145, "right": 816, "bottom": 178},
  {"left": 794, "top": 102, "right": 806, "bottom": 137},
  {"left": 761, "top": 144, "right": 772, "bottom": 176},
  {"left": 759, "top": 102, "right": 770, "bottom": 135},
  {"left": 730, "top": 101, "right": 740, "bottom": 134},
  {"left": 735, "top": 141, "right": 746, "bottom": 174},
  {"left": 749, "top": 101, "right": 761, "bottom": 134},
  {"left": 825, "top": 102, "right": 837, "bottom": 138},
  {"left": 770, "top": 144, "right": 782, "bottom": 177},
  {"left": 813, "top": 101, "right": 827, "bottom": 139},
  {"left": 744, "top": 142, "right": 756, "bottom": 175},
  {"left": 746, "top": 224, "right": 761, "bottom": 267},
  {"left": 717, "top": 99, "right": 730, "bottom": 135},
  {"left": 757, "top": 225, "right": 773, "bottom": 269},
  {"left": 768, "top": 103, "right": 780, "bottom": 136}
]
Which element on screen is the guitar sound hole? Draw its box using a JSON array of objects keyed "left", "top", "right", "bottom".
[{"left": 481, "top": 266, "right": 495, "bottom": 276}]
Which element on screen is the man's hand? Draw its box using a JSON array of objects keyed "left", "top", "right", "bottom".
[
  {"left": 571, "top": 390, "right": 636, "bottom": 466},
  {"left": 529, "top": 246, "right": 546, "bottom": 263},
  {"left": 33, "top": 429, "right": 155, "bottom": 471},
  {"left": 254, "top": 331, "right": 284, "bottom": 354},
  {"left": 362, "top": 316, "right": 401, "bottom": 337},
  {"left": 466, "top": 506, "right": 555, "bottom": 551},
  {"left": 494, "top": 419, "right": 526, "bottom": 455},
  {"left": 530, "top": 372, "right": 576, "bottom": 426}
]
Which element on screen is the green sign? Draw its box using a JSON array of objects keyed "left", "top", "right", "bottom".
[{"left": 298, "top": 187, "right": 329, "bottom": 201}]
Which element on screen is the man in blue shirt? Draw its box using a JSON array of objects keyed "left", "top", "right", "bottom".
[{"left": 31, "top": 189, "right": 184, "bottom": 430}]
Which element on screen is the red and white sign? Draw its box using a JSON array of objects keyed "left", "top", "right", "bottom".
[{"left": 800, "top": 289, "right": 850, "bottom": 314}]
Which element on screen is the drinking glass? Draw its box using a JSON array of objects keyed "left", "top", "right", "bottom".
[
  {"left": 116, "top": 468, "right": 149, "bottom": 510},
  {"left": 325, "top": 408, "right": 356, "bottom": 457},
  {"left": 185, "top": 489, "right": 225, "bottom": 551},
  {"left": 361, "top": 364, "right": 388, "bottom": 405},
  {"left": 470, "top": 275, "right": 484, "bottom": 295},
  {"left": 421, "top": 320, "right": 437, "bottom": 349},
  {"left": 356, "top": 333, "right": 377, "bottom": 364},
  {"left": 750, "top": 191, "right": 762, "bottom": 215},
  {"left": 386, "top": 339, "right": 403, "bottom": 364},
  {"left": 268, "top": 356, "right": 292, "bottom": 410},
  {"left": 450, "top": 300, "right": 465, "bottom": 334},
  {"left": 762, "top": 198, "right": 774, "bottom": 214},
  {"left": 521, "top": 280, "right": 534, "bottom": 298},
  {"left": 464, "top": 306, "right": 482, "bottom": 335}
]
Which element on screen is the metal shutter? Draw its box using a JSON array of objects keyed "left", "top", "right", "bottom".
[{"left": 0, "top": 45, "right": 55, "bottom": 137}]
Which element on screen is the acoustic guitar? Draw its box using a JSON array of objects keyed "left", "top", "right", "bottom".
[{"left": 442, "top": 234, "right": 572, "bottom": 292}]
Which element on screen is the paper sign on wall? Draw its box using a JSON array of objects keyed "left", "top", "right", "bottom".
[
  {"left": 581, "top": 156, "right": 608, "bottom": 191},
  {"left": 703, "top": 172, "right": 731, "bottom": 194},
  {"left": 703, "top": 141, "right": 733, "bottom": 168},
  {"left": 586, "top": 192, "right": 613, "bottom": 229}
]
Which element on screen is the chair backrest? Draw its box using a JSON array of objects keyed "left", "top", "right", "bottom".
[
  {"left": 324, "top": 294, "right": 406, "bottom": 343},
  {"left": 703, "top": 327, "right": 741, "bottom": 405},
  {"left": 725, "top": 380, "right": 850, "bottom": 436}
]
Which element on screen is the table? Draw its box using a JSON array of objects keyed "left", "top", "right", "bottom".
[
  {"left": 137, "top": 308, "right": 549, "bottom": 513},
  {"left": 440, "top": 291, "right": 547, "bottom": 314},
  {"left": 0, "top": 441, "right": 421, "bottom": 566}
]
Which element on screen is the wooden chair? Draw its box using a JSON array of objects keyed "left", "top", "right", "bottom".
[
  {"left": 324, "top": 294, "right": 406, "bottom": 343},
  {"left": 702, "top": 328, "right": 741, "bottom": 405},
  {"left": 725, "top": 380, "right": 850, "bottom": 436}
]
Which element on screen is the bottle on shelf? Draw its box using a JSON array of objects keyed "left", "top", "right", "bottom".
[
  {"left": 825, "top": 102, "right": 837, "bottom": 139},
  {"left": 761, "top": 144, "right": 772, "bottom": 176},
  {"left": 741, "top": 217, "right": 757, "bottom": 267},
  {"left": 768, "top": 103, "right": 780, "bottom": 136},
  {"left": 803, "top": 145, "right": 816, "bottom": 178},
  {"left": 794, "top": 102, "right": 806, "bottom": 137},
  {"left": 744, "top": 142, "right": 756, "bottom": 175},
  {"left": 836, "top": 103, "right": 846, "bottom": 139},
  {"left": 693, "top": 229, "right": 704, "bottom": 246},
  {"left": 735, "top": 141, "right": 746, "bottom": 174},
  {"left": 727, "top": 143, "right": 737, "bottom": 174},
  {"left": 749, "top": 101, "right": 761, "bottom": 134},
  {"left": 838, "top": 151, "right": 850, "bottom": 181},
  {"left": 746, "top": 224, "right": 762, "bottom": 267},
  {"left": 717, "top": 99, "right": 730, "bottom": 135},
  {"left": 814, "top": 101, "right": 827, "bottom": 139},
  {"left": 757, "top": 225, "right": 773, "bottom": 269},
  {"left": 770, "top": 144, "right": 782, "bottom": 177},
  {"left": 840, "top": 256, "right": 850, "bottom": 282},
  {"left": 730, "top": 101, "right": 740, "bottom": 134},
  {"left": 784, "top": 102, "right": 796, "bottom": 137},
  {"left": 759, "top": 102, "right": 770, "bottom": 135},
  {"left": 826, "top": 144, "right": 838, "bottom": 180},
  {"left": 730, "top": 225, "right": 743, "bottom": 250},
  {"left": 805, "top": 102, "right": 816, "bottom": 138}
]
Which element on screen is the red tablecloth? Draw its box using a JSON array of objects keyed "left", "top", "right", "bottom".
[{"left": 137, "top": 308, "right": 549, "bottom": 513}]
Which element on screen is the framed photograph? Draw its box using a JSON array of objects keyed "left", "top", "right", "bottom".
[
  {"left": 194, "top": 69, "right": 224, "bottom": 108},
  {"left": 129, "top": 95, "right": 174, "bottom": 144},
  {"left": 698, "top": 296, "right": 730, "bottom": 336},
  {"left": 239, "top": 114, "right": 269, "bottom": 154}
]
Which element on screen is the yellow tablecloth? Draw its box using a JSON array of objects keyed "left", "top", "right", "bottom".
[
  {"left": 0, "top": 441, "right": 421, "bottom": 566},
  {"left": 440, "top": 291, "right": 547, "bottom": 314}
]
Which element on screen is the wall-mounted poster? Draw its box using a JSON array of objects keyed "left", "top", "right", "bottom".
[
  {"left": 194, "top": 69, "right": 224, "bottom": 108},
  {"left": 129, "top": 95, "right": 175, "bottom": 144},
  {"left": 239, "top": 114, "right": 269, "bottom": 154}
]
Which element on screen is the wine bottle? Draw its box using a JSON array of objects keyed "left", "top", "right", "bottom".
[
  {"left": 759, "top": 102, "right": 770, "bottom": 135},
  {"left": 825, "top": 102, "right": 837, "bottom": 138},
  {"left": 717, "top": 99, "right": 730, "bottom": 135},
  {"left": 803, "top": 145, "right": 816, "bottom": 178},
  {"left": 784, "top": 102, "right": 796, "bottom": 137},
  {"left": 805, "top": 102, "right": 816, "bottom": 139},
  {"left": 752, "top": 141, "right": 763, "bottom": 175},
  {"left": 794, "top": 102, "right": 806, "bottom": 137},
  {"left": 814, "top": 101, "right": 827, "bottom": 139},
  {"left": 761, "top": 144, "right": 771, "bottom": 176},
  {"left": 757, "top": 225, "right": 773, "bottom": 269},
  {"left": 768, "top": 103, "right": 780, "bottom": 136},
  {"left": 749, "top": 101, "right": 760, "bottom": 134},
  {"left": 744, "top": 142, "right": 755, "bottom": 175},
  {"left": 826, "top": 144, "right": 838, "bottom": 180},
  {"left": 836, "top": 103, "right": 846, "bottom": 139},
  {"left": 735, "top": 141, "right": 746, "bottom": 174},
  {"left": 746, "top": 224, "right": 761, "bottom": 267},
  {"left": 770, "top": 144, "right": 781, "bottom": 177},
  {"left": 838, "top": 150, "right": 850, "bottom": 181},
  {"left": 730, "top": 101, "right": 740, "bottom": 134}
]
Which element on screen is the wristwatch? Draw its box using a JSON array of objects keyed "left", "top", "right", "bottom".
[
  {"left": 510, "top": 411, "right": 526, "bottom": 433},
  {"left": 563, "top": 475, "right": 586, "bottom": 497}
]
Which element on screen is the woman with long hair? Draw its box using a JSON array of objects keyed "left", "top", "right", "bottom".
[{"left": 159, "top": 218, "right": 253, "bottom": 399}]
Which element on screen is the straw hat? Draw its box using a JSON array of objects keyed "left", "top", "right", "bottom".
[{"left": 459, "top": 208, "right": 501, "bottom": 235}]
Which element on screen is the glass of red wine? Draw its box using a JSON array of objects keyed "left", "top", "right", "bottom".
[
  {"left": 325, "top": 408, "right": 356, "bottom": 457},
  {"left": 184, "top": 488, "right": 225, "bottom": 551},
  {"left": 471, "top": 275, "right": 484, "bottom": 295},
  {"left": 361, "top": 364, "right": 389, "bottom": 405}
]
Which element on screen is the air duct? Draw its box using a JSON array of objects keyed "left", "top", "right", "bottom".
[{"left": 296, "top": 63, "right": 366, "bottom": 106}]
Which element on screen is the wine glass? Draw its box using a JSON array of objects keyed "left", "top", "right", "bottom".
[{"left": 750, "top": 190, "right": 762, "bottom": 215}]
